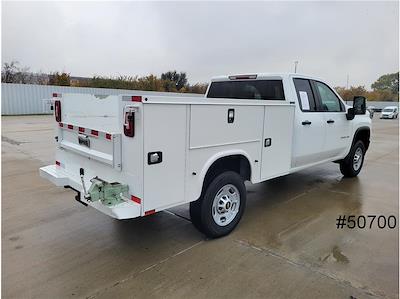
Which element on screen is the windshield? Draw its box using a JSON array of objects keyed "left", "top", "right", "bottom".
[
  {"left": 383, "top": 108, "right": 394, "bottom": 112},
  {"left": 207, "top": 80, "right": 285, "bottom": 100}
]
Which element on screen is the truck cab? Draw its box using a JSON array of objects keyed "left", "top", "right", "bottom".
[
  {"left": 40, "top": 73, "right": 371, "bottom": 238},
  {"left": 206, "top": 73, "right": 370, "bottom": 170}
]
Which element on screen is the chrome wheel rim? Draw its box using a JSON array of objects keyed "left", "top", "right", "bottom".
[
  {"left": 353, "top": 147, "right": 363, "bottom": 171},
  {"left": 212, "top": 184, "right": 240, "bottom": 226}
]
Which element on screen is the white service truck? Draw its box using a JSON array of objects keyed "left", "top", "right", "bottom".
[{"left": 40, "top": 73, "right": 371, "bottom": 238}]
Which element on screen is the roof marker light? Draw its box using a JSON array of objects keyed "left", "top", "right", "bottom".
[{"left": 228, "top": 74, "right": 257, "bottom": 80}]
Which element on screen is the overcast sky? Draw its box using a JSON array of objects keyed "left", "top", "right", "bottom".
[{"left": 2, "top": 1, "right": 399, "bottom": 88}]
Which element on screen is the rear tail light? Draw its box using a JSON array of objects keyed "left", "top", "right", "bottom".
[
  {"left": 124, "top": 111, "right": 135, "bottom": 137},
  {"left": 54, "top": 100, "right": 62, "bottom": 122}
]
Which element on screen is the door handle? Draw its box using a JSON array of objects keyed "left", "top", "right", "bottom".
[
  {"left": 302, "top": 120, "right": 312, "bottom": 125},
  {"left": 327, "top": 119, "right": 335, "bottom": 124}
]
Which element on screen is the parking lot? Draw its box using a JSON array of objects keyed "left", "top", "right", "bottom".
[{"left": 2, "top": 115, "right": 398, "bottom": 298}]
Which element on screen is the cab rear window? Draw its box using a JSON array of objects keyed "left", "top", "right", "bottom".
[{"left": 207, "top": 80, "right": 285, "bottom": 100}]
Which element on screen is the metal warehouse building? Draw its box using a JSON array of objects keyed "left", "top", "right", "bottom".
[{"left": 1, "top": 83, "right": 203, "bottom": 115}]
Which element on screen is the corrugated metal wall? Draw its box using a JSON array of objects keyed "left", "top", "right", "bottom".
[
  {"left": 1, "top": 83, "right": 203, "bottom": 115},
  {"left": 1, "top": 83, "right": 397, "bottom": 115}
]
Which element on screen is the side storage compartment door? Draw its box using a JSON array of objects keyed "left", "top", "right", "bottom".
[
  {"left": 143, "top": 104, "right": 187, "bottom": 212},
  {"left": 261, "top": 105, "right": 295, "bottom": 180}
]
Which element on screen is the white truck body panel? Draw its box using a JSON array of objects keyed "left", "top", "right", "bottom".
[
  {"left": 40, "top": 73, "right": 371, "bottom": 221},
  {"left": 261, "top": 105, "right": 294, "bottom": 179},
  {"left": 143, "top": 104, "right": 187, "bottom": 212}
]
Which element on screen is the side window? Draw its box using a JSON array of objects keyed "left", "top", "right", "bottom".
[
  {"left": 207, "top": 80, "right": 285, "bottom": 100},
  {"left": 293, "top": 78, "right": 316, "bottom": 111},
  {"left": 314, "top": 81, "right": 343, "bottom": 112}
]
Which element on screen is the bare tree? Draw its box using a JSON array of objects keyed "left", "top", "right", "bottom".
[
  {"left": 13, "top": 65, "right": 31, "bottom": 84},
  {"left": 1, "top": 61, "right": 19, "bottom": 83}
]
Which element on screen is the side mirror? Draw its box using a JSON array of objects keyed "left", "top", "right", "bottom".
[
  {"left": 346, "top": 107, "right": 355, "bottom": 120},
  {"left": 353, "top": 96, "right": 366, "bottom": 115},
  {"left": 347, "top": 96, "right": 366, "bottom": 120}
]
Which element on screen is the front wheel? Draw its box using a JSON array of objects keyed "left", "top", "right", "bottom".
[
  {"left": 340, "top": 140, "right": 366, "bottom": 177},
  {"left": 190, "top": 171, "right": 246, "bottom": 238}
]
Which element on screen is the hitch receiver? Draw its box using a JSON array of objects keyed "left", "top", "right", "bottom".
[{"left": 64, "top": 185, "right": 88, "bottom": 206}]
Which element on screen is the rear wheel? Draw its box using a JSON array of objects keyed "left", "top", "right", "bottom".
[
  {"left": 340, "top": 140, "right": 366, "bottom": 177},
  {"left": 190, "top": 171, "right": 246, "bottom": 238}
]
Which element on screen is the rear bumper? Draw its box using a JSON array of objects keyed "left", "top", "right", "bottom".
[{"left": 39, "top": 165, "right": 141, "bottom": 219}]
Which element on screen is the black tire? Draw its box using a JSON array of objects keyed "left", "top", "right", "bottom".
[
  {"left": 190, "top": 171, "right": 246, "bottom": 238},
  {"left": 340, "top": 140, "right": 366, "bottom": 177}
]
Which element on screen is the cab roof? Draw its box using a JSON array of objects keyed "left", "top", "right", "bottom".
[{"left": 210, "top": 73, "right": 325, "bottom": 82}]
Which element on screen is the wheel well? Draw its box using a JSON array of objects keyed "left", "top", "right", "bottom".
[
  {"left": 201, "top": 155, "right": 251, "bottom": 194},
  {"left": 353, "top": 128, "right": 370, "bottom": 151}
]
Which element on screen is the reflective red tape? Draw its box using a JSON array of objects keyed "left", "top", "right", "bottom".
[
  {"left": 131, "top": 195, "right": 141, "bottom": 204},
  {"left": 145, "top": 209, "right": 156, "bottom": 216},
  {"left": 132, "top": 96, "right": 142, "bottom": 102},
  {"left": 60, "top": 124, "right": 114, "bottom": 140}
]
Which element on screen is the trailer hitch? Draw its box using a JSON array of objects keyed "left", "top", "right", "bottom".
[{"left": 64, "top": 185, "right": 88, "bottom": 206}]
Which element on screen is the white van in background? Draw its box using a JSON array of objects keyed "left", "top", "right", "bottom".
[{"left": 380, "top": 106, "right": 398, "bottom": 119}]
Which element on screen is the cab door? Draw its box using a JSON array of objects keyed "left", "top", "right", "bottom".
[
  {"left": 312, "top": 80, "right": 351, "bottom": 159},
  {"left": 292, "top": 78, "right": 326, "bottom": 167}
]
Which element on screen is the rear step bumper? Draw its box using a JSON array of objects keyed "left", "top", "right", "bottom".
[{"left": 39, "top": 165, "right": 141, "bottom": 219}]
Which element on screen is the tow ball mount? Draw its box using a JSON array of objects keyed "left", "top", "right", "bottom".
[{"left": 64, "top": 185, "right": 88, "bottom": 207}]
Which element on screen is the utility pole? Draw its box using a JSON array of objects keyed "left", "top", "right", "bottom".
[
  {"left": 346, "top": 74, "right": 349, "bottom": 105},
  {"left": 294, "top": 61, "right": 299, "bottom": 73}
]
